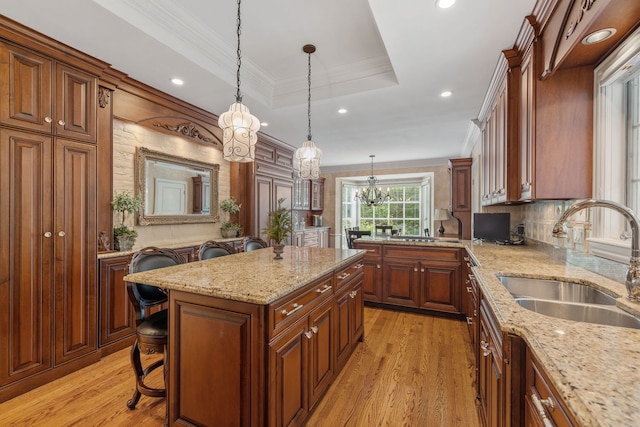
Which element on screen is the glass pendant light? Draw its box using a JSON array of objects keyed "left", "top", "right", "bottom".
[
  {"left": 218, "top": 0, "right": 260, "bottom": 163},
  {"left": 295, "top": 44, "right": 322, "bottom": 179}
]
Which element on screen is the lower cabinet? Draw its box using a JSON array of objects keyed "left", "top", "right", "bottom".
[
  {"left": 292, "top": 227, "right": 330, "bottom": 248},
  {"left": 358, "top": 243, "right": 383, "bottom": 302},
  {"left": 335, "top": 281, "right": 364, "bottom": 370},
  {"left": 98, "top": 255, "right": 135, "bottom": 354},
  {"left": 478, "top": 298, "right": 505, "bottom": 427},
  {"left": 525, "top": 349, "right": 577, "bottom": 427}
]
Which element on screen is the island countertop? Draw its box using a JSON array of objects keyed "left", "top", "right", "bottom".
[{"left": 123, "top": 245, "right": 364, "bottom": 305}]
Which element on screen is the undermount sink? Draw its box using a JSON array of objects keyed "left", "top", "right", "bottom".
[
  {"left": 497, "top": 276, "right": 640, "bottom": 329},
  {"left": 515, "top": 298, "right": 640, "bottom": 330},
  {"left": 497, "top": 276, "right": 616, "bottom": 305}
]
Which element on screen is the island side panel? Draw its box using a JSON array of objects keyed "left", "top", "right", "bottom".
[{"left": 168, "top": 291, "right": 265, "bottom": 427}]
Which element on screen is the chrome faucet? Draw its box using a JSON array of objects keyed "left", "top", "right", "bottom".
[{"left": 552, "top": 199, "right": 640, "bottom": 301}]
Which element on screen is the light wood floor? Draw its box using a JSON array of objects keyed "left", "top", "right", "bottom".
[{"left": 0, "top": 307, "right": 480, "bottom": 426}]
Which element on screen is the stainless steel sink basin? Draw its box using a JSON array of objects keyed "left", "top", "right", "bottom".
[
  {"left": 515, "top": 298, "right": 640, "bottom": 330},
  {"left": 497, "top": 276, "right": 616, "bottom": 305}
]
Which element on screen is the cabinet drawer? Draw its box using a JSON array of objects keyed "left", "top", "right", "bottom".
[
  {"left": 383, "top": 245, "right": 460, "bottom": 262},
  {"left": 335, "top": 259, "right": 364, "bottom": 291},
  {"left": 527, "top": 351, "right": 577, "bottom": 427},
  {"left": 268, "top": 274, "right": 334, "bottom": 338},
  {"left": 354, "top": 242, "right": 381, "bottom": 258}
]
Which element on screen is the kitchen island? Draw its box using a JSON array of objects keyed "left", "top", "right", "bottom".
[{"left": 124, "top": 245, "right": 364, "bottom": 427}]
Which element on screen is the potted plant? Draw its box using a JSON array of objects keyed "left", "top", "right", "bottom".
[
  {"left": 111, "top": 191, "right": 143, "bottom": 251},
  {"left": 219, "top": 197, "right": 243, "bottom": 238},
  {"left": 262, "top": 198, "right": 293, "bottom": 259}
]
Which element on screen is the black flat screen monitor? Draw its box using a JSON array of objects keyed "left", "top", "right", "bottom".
[{"left": 473, "top": 213, "right": 511, "bottom": 243}]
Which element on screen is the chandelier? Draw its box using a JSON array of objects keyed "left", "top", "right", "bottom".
[
  {"left": 295, "top": 44, "right": 322, "bottom": 179},
  {"left": 355, "top": 155, "right": 390, "bottom": 206},
  {"left": 218, "top": 0, "right": 260, "bottom": 163}
]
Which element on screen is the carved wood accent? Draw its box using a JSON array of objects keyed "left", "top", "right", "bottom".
[
  {"left": 152, "top": 120, "right": 222, "bottom": 146},
  {"left": 98, "top": 86, "right": 111, "bottom": 108}
]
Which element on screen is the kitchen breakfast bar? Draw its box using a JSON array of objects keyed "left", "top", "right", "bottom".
[{"left": 124, "top": 246, "right": 365, "bottom": 427}]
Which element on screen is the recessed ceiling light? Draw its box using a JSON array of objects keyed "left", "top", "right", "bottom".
[
  {"left": 436, "top": 0, "right": 456, "bottom": 9},
  {"left": 170, "top": 77, "right": 184, "bottom": 85},
  {"left": 440, "top": 90, "right": 453, "bottom": 98},
  {"left": 260, "top": 122, "right": 269, "bottom": 127},
  {"left": 582, "top": 28, "right": 616, "bottom": 45},
  {"left": 337, "top": 108, "right": 348, "bottom": 114}
]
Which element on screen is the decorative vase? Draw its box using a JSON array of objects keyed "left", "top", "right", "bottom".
[
  {"left": 272, "top": 244, "right": 285, "bottom": 260},
  {"left": 116, "top": 235, "right": 135, "bottom": 252}
]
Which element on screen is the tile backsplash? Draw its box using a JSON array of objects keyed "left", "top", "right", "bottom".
[{"left": 523, "top": 201, "right": 590, "bottom": 253}]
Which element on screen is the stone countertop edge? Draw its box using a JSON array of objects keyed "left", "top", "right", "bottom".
[
  {"left": 466, "top": 242, "right": 640, "bottom": 427},
  {"left": 123, "top": 246, "right": 364, "bottom": 305}
]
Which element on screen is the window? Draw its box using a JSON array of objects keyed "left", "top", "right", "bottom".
[
  {"left": 591, "top": 27, "right": 640, "bottom": 262},
  {"left": 338, "top": 173, "right": 433, "bottom": 246}
]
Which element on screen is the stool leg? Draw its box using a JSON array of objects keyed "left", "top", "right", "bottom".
[{"left": 127, "top": 339, "right": 143, "bottom": 409}]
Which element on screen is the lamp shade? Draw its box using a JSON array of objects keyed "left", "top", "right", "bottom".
[
  {"left": 218, "top": 102, "right": 260, "bottom": 162},
  {"left": 434, "top": 208, "right": 451, "bottom": 221},
  {"left": 295, "top": 139, "right": 322, "bottom": 179}
]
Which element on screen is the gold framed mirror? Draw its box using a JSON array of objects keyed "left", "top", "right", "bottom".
[{"left": 136, "top": 147, "right": 220, "bottom": 225}]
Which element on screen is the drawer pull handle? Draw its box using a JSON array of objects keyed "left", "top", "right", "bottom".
[
  {"left": 480, "top": 340, "right": 491, "bottom": 357},
  {"left": 466, "top": 317, "right": 473, "bottom": 325},
  {"left": 355, "top": 263, "right": 364, "bottom": 269},
  {"left": 464, "top": 256, "right": 470, "bottom": 262},
  {"left": 467, "top": 286, "right": 472, "bottom": 293},
  {"left": 367, "top": 249, "right": 376, "bottom": 253},
  {"left": 282, "top": 303, "right": 303, "bottom": 317},
  {"left": 349, "top": 290, "right": 357, "bottom": 299},
  {"left": 338, "top": 272, "right": 351, "bottom": 280},
  {"left": 531, "top": 394, "right": 554, "bottom": 427},
  {"left": 316, "top": 285, "right": 332, "bottom": 294}
]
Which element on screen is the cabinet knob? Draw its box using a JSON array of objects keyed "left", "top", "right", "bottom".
[
  {"left": 304, "top": 331, "right": 313, "bottom": 339},
  {"left": 349, "top": 290, "right": 357, "bottom": 299},
  {"left": 414, "top": 268, "right": 418, "bottom": 272},
  {"left": 44, "top": 116, "right": 52, "bottom": 123},
  {"left": 44, "top": 231, "right": 52, "bottom": 238},
  {"left": 58, "top": 231, "right": 66, "bottom": 237},
  {"left": 311, "top": 326, "right": 318, "bottom": 334},
  {"left": 57, "top": 119, "right": 66, "bottom": 126},
  {"left": 376, "top": 264, "right": 381, "bottom": 269},
  {"left": 466, "top": 317, "right": 473, "bottom": 325},
  {"left": 480, "top": 340, "right": 491, "bottom": 357}
]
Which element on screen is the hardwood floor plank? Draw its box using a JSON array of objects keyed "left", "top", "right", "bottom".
[{"left": 0, "top": 307, "right": 479, "bottom": 427}]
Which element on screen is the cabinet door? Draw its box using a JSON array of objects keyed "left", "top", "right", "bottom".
[
  {"left": 54, "top": 138, "right": 97, "bottom": 365},
  {"left": 255, "top": 174, "right": 273, "bottom": 241},
  {"left": 334, "top": 290, "right": 351, "bottom": 369},
  {"left": 55, "top": 63, "right": 97, "bottom": 142},
  {"left": 349, "top": 281, "right": 364, "bottom": 345},
  {"left": 0, "top": 41, "right": 53, "bottom": 133},
  {"left": 519, "top": 47, "right": 534, "bottom": 201},
  {"left": 0, "top": 129, "right": 53, "bottom": 386},
  {"left": 382, "top": 259, "right": 419, "bottom": 307},
  {"left": 418, "top": 261, "right": 459, "bottom": 313},
  {"left": 310, "top": 179, "right": 324, "bottom": 211},
  {"left": 308, "top": 299, "right": 334, "bottom": 409},
  {"left": 98, "top": 256, "right": 135, "bottom": 349},
  {"left": 362, "top": 257, "right": 382, "bottom": 302},
  {"left": 479, "top": 303, "right": 505, "bottom": 427},
  {"left": 269, "top": 316, "right": 309, "bottom": 427}
]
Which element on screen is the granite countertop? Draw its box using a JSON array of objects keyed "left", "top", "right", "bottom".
[
  {"left": 467, "top": 242, "right": 640, "bottom": 427},
  {"left": 123, "top": 246, "right": 364, "bottom": 305},
  {"left": 357, "top": 237, "right": 640, "bottom": 426},
  {"left": 97, "top": 237, "right": 243, "bottom": 260}
]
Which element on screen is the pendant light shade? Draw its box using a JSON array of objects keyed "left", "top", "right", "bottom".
[
  {"left": 355, "top": 155, "right": 390, "bottom": 206},
  {"left": 219, "top": 0, "right": 260, "bottom": 163},
  {"left": 295, "top": 44, "right": 322, "bottom": 178}
]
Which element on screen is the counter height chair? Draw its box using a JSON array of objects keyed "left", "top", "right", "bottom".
[
  {"left": 347, "top": 229, "right": 371, "bottom": 249},
  {"left": 243, "top": 236, "right": 268, "bottom": 252},
  {"left": 375, "top": 225, "right": 393, "bottom": 235},
  {"left": 198, "top": 240, "right": 236, "bottom": 260},
  {"left": 126, "top": 246, "right": 184, "bottom": 410}
]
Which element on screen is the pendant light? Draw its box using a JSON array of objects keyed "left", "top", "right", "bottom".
[
  {"left": 295, "top": 44, "right": 322, "bottom": 179},
  {"left": 218, "top": 0, "right": 260, "bottom": 163},
  {"left": 355, "top": 155, "right": 390, "bottom": 206}
]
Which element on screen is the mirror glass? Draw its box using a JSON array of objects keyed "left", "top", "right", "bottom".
[{"left": 136, "top": 147, "right": 220, "bottom": 225}]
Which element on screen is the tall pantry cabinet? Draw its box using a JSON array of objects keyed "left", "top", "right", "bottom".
[{"left": 0, "top": 23, "right": 107, "bottom": 400}]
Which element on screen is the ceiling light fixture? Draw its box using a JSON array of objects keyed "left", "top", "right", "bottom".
[
  {"left": 218, "top": 0, "right": 260, "bottom": 163},
  {"left": 338, "top": 108, "right": 348, "bottom": 114},
  {"left": 295, "top": 44, "right": 322, "bottom": 179},
  {"left": 171, "top": 77, "right": 184, "bottom": 85},
  {"left": 436, "top": 0, "right": 456, "bottom": 9},
  {"left": 355, "top": 155, "right": 390, "bottom": 206},
  {"left": 582, "top": 28, "right": 616, "bottom": 45},
  {"left": 440, "top": 90, "right": 453, "bottom": 97}
]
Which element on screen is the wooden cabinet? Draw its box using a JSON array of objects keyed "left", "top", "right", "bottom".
[
  {"left": 525, "top": 349, "right": 577, "bottom": 427},
  {"left": 0, "top": 128, "right": 98, "bottom": 400},
  {"left": 382, "top": 258, "right": 421, "bottom": 307},
  {"left": 310, "top": 178, "right": 324, "bottom": 211},
  {"left": 358, "top": 242, "right": 383, "bottom": 302},
  {"left": 292, "top": 227, "right": 330, "bottom": 248},
  {"left": 449, "top": 158, "right": 472, "bottom": 240},
  {"left": 98, "top": 255, "right": 135, "bottom": 354},
  {"left": 478, "top": 297, "right": 505, "bottom": 427},
  {"left": 293, "top": 178, "right": 310, "bottom": 210},
  {"left": 417, "top": 259, "right": 460, "bottom": 313},
  {"left": 0, "top": 41, "right": 97, "bottom": 142}
]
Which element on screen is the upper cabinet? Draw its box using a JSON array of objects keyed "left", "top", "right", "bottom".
[{"left": 0, "top": 41, "right": 97, "bottom": 143}]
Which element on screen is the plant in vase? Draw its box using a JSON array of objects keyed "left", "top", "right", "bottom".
[
  {"left": 111, "top": 191, "right": 143, "bottom": 251},
  {"left": 262, "top": 198, "right": 293, "bottom": 259},
  {"left": 219, "top": 197, "right": 243, "bottom": 238}
]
